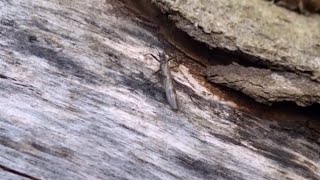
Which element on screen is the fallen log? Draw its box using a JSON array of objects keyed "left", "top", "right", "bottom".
[{"left": 0, "top": 0, "right": 319, "bottom": 179}]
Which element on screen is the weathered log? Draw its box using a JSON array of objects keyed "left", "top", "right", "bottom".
[{"left": 0, "top": 0, "right": 319, "bottom": 180}]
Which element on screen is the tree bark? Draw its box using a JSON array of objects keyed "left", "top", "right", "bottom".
[
  {"left": 0, "top": 0, "right": 319, "bottom": 179},
  {"left": 153, "top": 0, "right": 320, "bottom": 106}
]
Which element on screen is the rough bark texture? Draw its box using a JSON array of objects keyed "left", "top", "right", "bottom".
[
  {"left": 153, "top": 0, "right": 320, "bottom": 105},
  {"left": 0, "top": 0, "right": 320, "bottom": 180},
  {"left": 207, "top": 63, "right": 320, "bottom": 106},
  {"left": 154, "top": 0, "right": 320, "bottom": 79}
]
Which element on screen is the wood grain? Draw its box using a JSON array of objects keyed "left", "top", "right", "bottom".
[{"left": 0, "top": 0, "right": 319, "bottom": 179}]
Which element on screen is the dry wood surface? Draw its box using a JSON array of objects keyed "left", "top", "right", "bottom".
[{"left": 0, "top": 0, "right": 319, "bottom": 179}]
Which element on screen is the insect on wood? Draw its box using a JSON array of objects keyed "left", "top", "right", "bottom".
[{"left": 146, "top": 50, "right": 179, "bottom": 111}]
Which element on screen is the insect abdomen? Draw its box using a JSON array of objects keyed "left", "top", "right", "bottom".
[{"left": 160, "top": 61, "right": 178, "bottom": 111}]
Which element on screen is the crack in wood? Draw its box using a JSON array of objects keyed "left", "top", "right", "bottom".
[{"left": 0, "top": 164, "right": 41, "bottom": 180}]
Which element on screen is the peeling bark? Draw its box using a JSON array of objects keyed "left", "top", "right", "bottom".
[
  {"left": 206, "top": 63, "right": 320, "bottom": 106},
  {"left": 0, "top": 0, "right": 319, "bottom": 180},
  {"left": 154, "top": 0, "right": 320, "bottom": 105},
  {"left": 153, "top": 0, "right": 320, "bottom": 80}
]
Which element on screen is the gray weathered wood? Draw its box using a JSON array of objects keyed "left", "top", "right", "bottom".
[{"left": 0, "top": 0, "right": 319, "bottom": 179}]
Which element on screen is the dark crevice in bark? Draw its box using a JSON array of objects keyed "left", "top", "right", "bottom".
[{"left": 119, "top": 0, "right": 320, "bottom": 125}]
